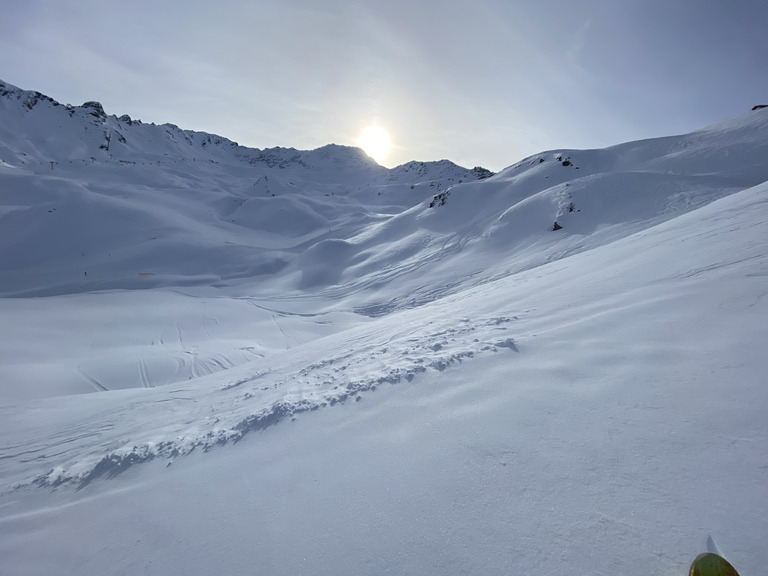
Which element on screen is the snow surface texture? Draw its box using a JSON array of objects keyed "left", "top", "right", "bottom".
[{"left": 0, "top": 79, "right": 767, "bottom": 575}]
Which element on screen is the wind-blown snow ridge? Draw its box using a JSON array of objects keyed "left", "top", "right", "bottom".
[{"left": 21, "top": 313, "right": 520, "bottom": 491}]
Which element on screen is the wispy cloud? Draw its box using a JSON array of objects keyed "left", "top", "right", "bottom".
[{"left": 566, "top": 19, "right": 592, "bottom": 68}]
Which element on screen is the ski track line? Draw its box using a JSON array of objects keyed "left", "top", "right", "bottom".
[
  {"left": 138, "top": 356, "right": 153, "bottom": 388},
  {"left": 175, "top": 322, "right": 185, "bottom": 349},
  {"left": 200, "top": 301, "right": 214, "bottom": 339},
  {"left": 77, "top": 366, "right": 108, "bottom": 392},
  {"left": 271, "top": 312, "right": 292, "bottom": 348}
]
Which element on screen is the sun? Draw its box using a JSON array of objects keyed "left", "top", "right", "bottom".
[{"left": 357, "top": 125, "right": 391, "bottom": 164}]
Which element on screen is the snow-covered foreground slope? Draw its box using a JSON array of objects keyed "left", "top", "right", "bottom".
[
  {"left": 0, "top": 81, "right": 767, "bottom": 575},
  {"left": 2, "top": 179, "right": 766, "bottom": 576}
]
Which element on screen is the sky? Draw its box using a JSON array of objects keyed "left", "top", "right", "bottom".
[{"left": 1, "top": 0, "right": 767, "bottom": 170}]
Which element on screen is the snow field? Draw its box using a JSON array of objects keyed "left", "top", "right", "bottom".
[{"left": 1, "top": 80, "right": 767, "bottom": 575}]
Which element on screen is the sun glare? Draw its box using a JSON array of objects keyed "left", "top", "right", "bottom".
[{"left": 357, "top": 126, "right": 391, "bottom": 164}]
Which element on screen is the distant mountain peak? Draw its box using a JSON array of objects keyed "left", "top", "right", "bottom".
[
  {"left": 81, "top": 101, "right": 107, "bottom": 121},
  {"left": 0, "top": 78, "right": 494, "bottom": 182},
  {"left": 0, "top": 79, "right": 59, "bottom": 111}
]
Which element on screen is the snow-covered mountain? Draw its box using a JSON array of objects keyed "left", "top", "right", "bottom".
[{"left": 1, "top": 80, "right": 766, "bottom": 576}]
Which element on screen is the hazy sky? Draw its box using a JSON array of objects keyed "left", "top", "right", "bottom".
[{"left": 1, "top": 0, "right": 766, "bottom": 170}]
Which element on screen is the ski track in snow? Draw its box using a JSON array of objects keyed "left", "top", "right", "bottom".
[{"left": 77, "top": 366, "right": 108, "bottom": 393}]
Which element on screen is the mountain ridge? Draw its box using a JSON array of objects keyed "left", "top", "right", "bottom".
[{"left": 0, "top": 78, "right": 489, "bottom": 179}]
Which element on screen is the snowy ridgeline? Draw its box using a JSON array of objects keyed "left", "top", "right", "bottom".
[
  {"left": 0, "top": 79, "right": 491, "bottom": 186},
  {"left": 0, "top": 81, "right": 767, "bottom": 576}
]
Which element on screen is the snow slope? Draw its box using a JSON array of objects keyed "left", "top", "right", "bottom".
[{"left": 0, "top": 80, "right": 767, "bottom": 576}]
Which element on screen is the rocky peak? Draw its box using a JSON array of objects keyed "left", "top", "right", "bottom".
[{"left": 82, "top": 101, "right": 107, "bottom": 121}]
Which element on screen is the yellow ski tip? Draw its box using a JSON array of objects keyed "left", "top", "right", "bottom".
[{"left": 690, "top": 553, "right": 740, "bottom": 576}]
